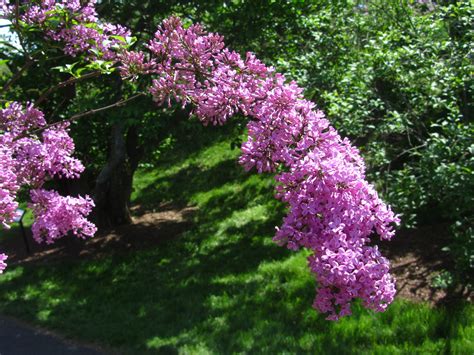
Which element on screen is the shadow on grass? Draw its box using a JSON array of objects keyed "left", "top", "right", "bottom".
[
  {"left": 135, "top": 157, "right": 248, "bottom": 208},
  {"left": 0, "top": 123, "right": 472, "bottom": 353},
  {"left": 0, "top": 232, "right": 472, "bottom": 354},
  {"left": 1, "top": 169, "right": 472, "bottom": 353}
]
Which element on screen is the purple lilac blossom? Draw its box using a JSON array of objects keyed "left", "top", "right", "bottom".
[
  {"left": 143, "top": 18, "right": 400, "bottom": 319},
  {"left": 29, "top": 189, "right": 96, "bottom": 244},
  {"left": 0, "top": 103, "right": 96, "bottom": 269}
]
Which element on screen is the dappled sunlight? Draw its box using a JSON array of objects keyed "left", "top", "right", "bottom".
[{"left": 0, "top": 123, "right": 472, "bottom": 353}]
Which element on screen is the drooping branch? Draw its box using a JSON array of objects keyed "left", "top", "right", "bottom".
[{"left": 0, "top": 2, "right": 401, "bottom": 321}]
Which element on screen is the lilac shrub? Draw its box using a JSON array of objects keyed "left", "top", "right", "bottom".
[
  {"left": 0, "top": 1, "right": 400, "bottom": 319},
  {"left": 0, "top": 0, "right": 126, "bottom": 271}
]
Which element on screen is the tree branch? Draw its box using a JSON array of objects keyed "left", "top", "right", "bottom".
[
  {"left": 66, "top": 92, "right": 144, "bottom": 122},
  {"left": 35, "top": 71, "right": 102, "bottom": 106},
  {"left": 16, "top": 93, "right": 145, "bottom": 140},
  {"left": 1, "top": 57, "right": 34, "bottom": 93}
]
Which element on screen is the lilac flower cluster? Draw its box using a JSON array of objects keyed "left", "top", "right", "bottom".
[
  {"left": 29, "top": 189, "right": 96, "bottom": 244},
  {"left": 118, "top": 50, "right": 156, "bottom": 80},
  {"left": 142, "top": 18, "right": 400, "bottom": 319},
  {"left": 0, "top": 253, "right": 6, "bottom": 274},
  {"left": 0, "top": 102, "right": 96, "bottom": 263},
  {"left": 1, "top": 0, "right": 130, "bottom": 59}
]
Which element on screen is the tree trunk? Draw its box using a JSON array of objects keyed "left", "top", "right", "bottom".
[{"left": 93, "top": 121, "right": 142, "bottom": 229}]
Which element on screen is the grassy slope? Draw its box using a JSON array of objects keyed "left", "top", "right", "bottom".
[{"left": 0, "top": 120, "right": 472, "bottom": 354}]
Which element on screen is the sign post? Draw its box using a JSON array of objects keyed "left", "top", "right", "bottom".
[{"left": 13, "top": 209, "right": 30, "bottom": 254}]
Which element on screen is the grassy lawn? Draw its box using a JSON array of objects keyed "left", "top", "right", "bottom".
[{"left": 0, "top": 120, "right": 472, "bottom": 354}]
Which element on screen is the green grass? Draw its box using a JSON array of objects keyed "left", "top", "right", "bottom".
[{"left": 0, "top": 120, "right": 473, "bottom": 354}]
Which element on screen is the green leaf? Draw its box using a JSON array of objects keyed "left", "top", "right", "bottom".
[{"left": 110, "top": 35, "right": 126, "bottom": 43}]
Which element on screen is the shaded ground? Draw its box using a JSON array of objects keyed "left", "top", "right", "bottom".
[
  {"left": 2, "top": 204, "right": 470, "bottom": 307},
  {"left": 0, "top": 204, "right": 195, "bottom": 354},
  {"left": 1, "top": 203, "right": 196, "bottom": 266},
  {"left": 380, "top": 224, "right": 473, "bottom": 305},
  {"left": 0, "top": 200, "right": 472, "bottom": 353}
]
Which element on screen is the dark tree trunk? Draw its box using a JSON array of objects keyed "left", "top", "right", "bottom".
[{"left": 93, "top": 121, "right": 142, "bottom": 229}]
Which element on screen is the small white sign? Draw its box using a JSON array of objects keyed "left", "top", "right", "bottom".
[{"left": 13, "top": 209, "right": 24, "bottom": 223}]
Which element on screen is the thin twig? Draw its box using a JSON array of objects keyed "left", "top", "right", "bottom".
[
  {"left": 35, "top": 71, "right": 101, "bottom": 106},
  {"left": 66, "top": 93, "right": 144, "bottom": 122},
  {"left": 394, "top": 142, "right": 427, "bottom": 160},
  {"left": 1, "top": 0, "right": 37, "bottom": 95},
  {"left": 1, "top": 57, "right": 34, "bottom": 93},
  {"left": 13, "top": 0, "right": 29, "bottom": 56},
  {"left": 15, "top": 93, "right": 145, "bottom": 140}
]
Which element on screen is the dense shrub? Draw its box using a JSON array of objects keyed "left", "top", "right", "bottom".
[{"left": 273, "top": 0, "right": 473, "bottom": 285}]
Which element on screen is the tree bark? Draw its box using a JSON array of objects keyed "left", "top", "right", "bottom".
[{"left": 93, "top": 121, "right": 142, "bottom": 229}]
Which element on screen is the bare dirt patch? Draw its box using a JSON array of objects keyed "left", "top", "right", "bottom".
[
  {"left": 2, "top": 203, "right": 196, "bottom": 265},
  {"left": 379, "top": 223, "right": 472, "bottom": 305}
]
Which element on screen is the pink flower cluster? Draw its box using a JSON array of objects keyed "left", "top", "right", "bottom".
[
  {"left": 0, "top": 103, "right": 85, "bottom": 185},
  {"left": 140, "top": 18, "right": 400, "bottom": 319},
  {"left": 21, "top": 0, "right": 97, "bottom": 24},
  {"left": 0, "top": 102, "right": 96, "bottom": 267},
  {"left": 29, "top": 189, "right": 96, "bottom": 244},
  {"left": 118, "top": 50, "right": 156, "bottom": 80},
  {"left": 0, "top": 253, "right": 6, "bottom": 274},
  {"left": 1, "top": 0, "right": 130, "bottom": 60}
]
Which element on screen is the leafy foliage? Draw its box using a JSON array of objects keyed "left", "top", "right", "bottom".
[{"left": 151, "top": 0, "right": 473, "bottom": 287}]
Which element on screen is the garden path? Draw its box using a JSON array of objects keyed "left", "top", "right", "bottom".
[{"left": 0, "top": 315, "right": 103, "bottom": 355}]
